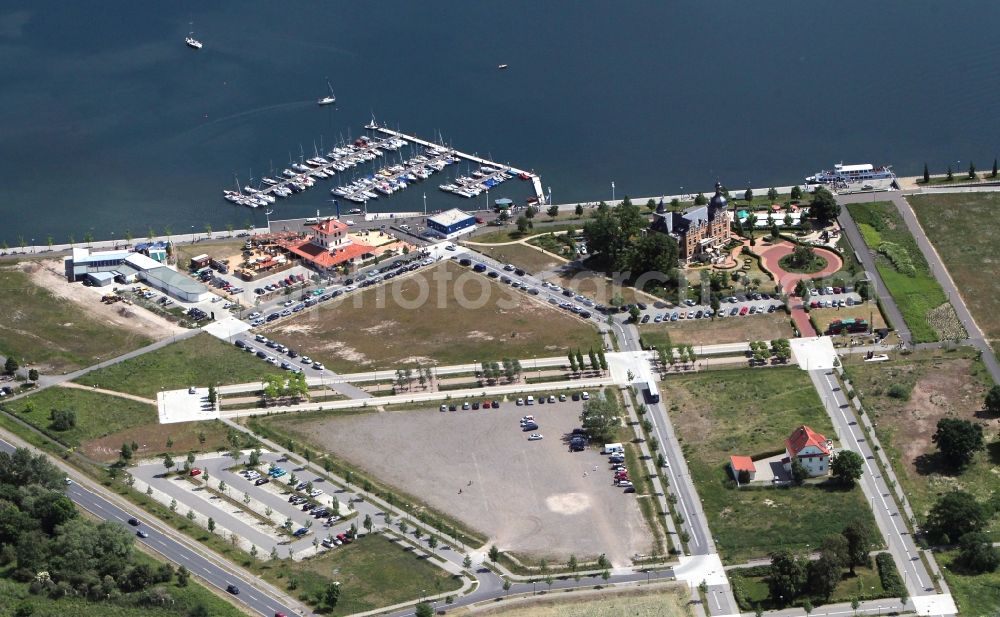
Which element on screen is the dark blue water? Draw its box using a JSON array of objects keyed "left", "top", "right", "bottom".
[{"left": 1, "top": 1, "right": 999, "bottom": 245}]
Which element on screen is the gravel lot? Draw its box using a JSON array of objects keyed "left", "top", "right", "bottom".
[{"left": 295, "top": 399, "right": 653, "bottom": 565}]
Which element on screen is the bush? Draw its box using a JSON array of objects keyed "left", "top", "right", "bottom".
[
  {"left": 875, "top": 552, "right": 903, "bottom": 595},
  {"left": 886, "top": 383, "right": 911, "bottom": 400}
]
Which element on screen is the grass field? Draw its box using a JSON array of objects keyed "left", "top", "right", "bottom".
[
  {"left": 261, "top": 261, "right": 601, "bottom": 372},
  {"left": 666, "top": 367, "right": 878, "bottom": 563},
  {"left": 75, "top": 333, "right": 270, "bottom": 397},
  {"left": 810, "top": 303, "right": 887, "bottom": 335},
  {"left": 0, "top": 264, "right": 152, "bottom": 372},
  {"left": 2, "top": 386, "right": 234, "bottom": 462},
  {"left": 472, "top": 242, "right": 566, "bottom": 274},
  {"left": 733, "top": 564, "right": 887, "bottom": 610},
  {"left": 938, "top": 550, "right": 1000, "bottom": 617},
  {"left": 0, "top": 553, "right": 244, "bottom": 617},
  {"left": 845, "top": 202, "right": 951, "bottom": 343},
  {"left": 842, "top": 348, "right": 998, "bottom": 538},
  {"left": 258, "top": 533, "right": 461, "bottom": 616},
  {"left": 908, "top": 193, "right": 1000, "bottom": 345},
  {"left": 467, "top": 584, "right": 692, "bottom": 617},
  {"left": 470, "top": 223, "right": 583, "bottom": 245},
  {"left": 174, "top": 238, "right": 245, "bottom": 269},
  {"left": 641, "top": 312, "right": 794, "bottom": 347}
]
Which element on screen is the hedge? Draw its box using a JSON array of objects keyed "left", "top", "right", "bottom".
[{"left": 875, "top": 552, "right": 904, "bottom": 595}]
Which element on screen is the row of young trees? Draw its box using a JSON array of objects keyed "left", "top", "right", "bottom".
[
  {"left": 567, "top": 349, "right": 607, "bottom": 374},
  {"left": 655, "top": 343, "right": 697, "bottom": 372},
  {"left": 748, "top": 339, "right": 791, "bottom": 365},
  {"left": 261, "top": 372, "right": 309, "bottom": 404},
  {"left": 922, "top": 159, "right": 998, "bottom": 183},
  {"left": 480, "top": 359, "right": 523, "bottom": 384},
  {"left": 395, "top": 365, "right": 434, "bottom": 391}
]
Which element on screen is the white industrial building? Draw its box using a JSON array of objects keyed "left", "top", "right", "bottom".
[{"left": 65, "top": 247, "right": 211, "bottom": 303}]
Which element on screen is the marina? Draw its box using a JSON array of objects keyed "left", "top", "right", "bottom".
[{"left": 221, "top": 121, "right": 545, "bottom": 210}]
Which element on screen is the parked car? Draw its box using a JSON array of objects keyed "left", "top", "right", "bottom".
[
  {"left": 190, "top": 468, "right": 202, "bottom": 476},
  {"left": 226, "top": 584, "right": 240, "bottom": 595},
  {"left": 527, "top": 433, "right": 543, "bottom": 441}
]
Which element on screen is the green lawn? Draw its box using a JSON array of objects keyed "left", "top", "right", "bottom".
[
  {"left": 0, "top": 264, "right": 153, "bottom": 373},
  {"left": 472, "top": 242, "right": 566, "bottom": 274},
  {"left": 841, "top": 348, "right": 999, "bottom": 538},
  {"left": 666, "top": 367, "right": 879, "bottom": 563},
  {"left": 470, "top": 223, "right": 583, "bottom": 244},
  {"left": 0, "top": 554, "right": 244, "bottom": 617},
  {"left": 3, "top": 387, "right": 156, "bottom": 448},
  {"left": 908, "top": 193, "right": 1000, "bottom": 344},
  {"left": 733, "top": 564, "right": 889, "bottom": 611},
  {"left": 75, "top": 333, "right": 271, "bottom": 397},
  {"left": 845, "top": 202, "right": 952, "bottom": 343},
  {"left": 939, "top": 550, "right": 1000, "bottom": 617},
  {"left": 258, "top": 533, "right": 462, "bottom": 615}
]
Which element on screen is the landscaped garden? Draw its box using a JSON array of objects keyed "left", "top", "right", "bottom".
[{"left": 778, "top": 245, "right": 828, "bottom": 274}]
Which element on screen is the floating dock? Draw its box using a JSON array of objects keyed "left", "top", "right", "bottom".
[{"left": 367, "top": 122, "right": 546, "bottom": 204}]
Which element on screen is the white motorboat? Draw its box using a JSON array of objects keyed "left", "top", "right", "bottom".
[{"left": 318, "top": 78, "right": 336, "bottom": 106}]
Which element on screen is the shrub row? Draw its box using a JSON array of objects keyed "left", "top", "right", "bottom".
[{"left": 875, "top": 552, "right": 904, "bottom": 596}]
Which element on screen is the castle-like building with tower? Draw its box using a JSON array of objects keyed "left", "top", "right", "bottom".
[{"left": 651, "top": 182, "right": 732, "bottom": 263}]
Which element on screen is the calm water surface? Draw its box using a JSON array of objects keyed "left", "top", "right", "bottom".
[{"left": 1, "top": 1, "right": 998, "bottom": 244}]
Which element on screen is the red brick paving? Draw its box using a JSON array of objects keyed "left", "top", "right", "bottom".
[{"left": 754, "top": 241, "right": 843, "bottom": 337}]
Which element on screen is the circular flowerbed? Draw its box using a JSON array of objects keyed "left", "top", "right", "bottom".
[{"left": 778, "top": 248, "right": 829, "bottom": 274}]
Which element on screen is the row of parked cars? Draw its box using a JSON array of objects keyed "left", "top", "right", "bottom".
[
  {"left": 810, "top": 298, "right": 856, "bottom": 308},
  {"left": 254, "top": 273, "right": 307, "bottom": 296},
  {"left": 235, "top": 335, "right": 326, "bottom": 371},
  {"left": 440, "top": 400, "right": 501, "bottom": 412},
  {"left": 604, "top": 444, "right": 635, "bottom": 492}
]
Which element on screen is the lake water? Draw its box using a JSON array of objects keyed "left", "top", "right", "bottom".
[{"left": 1, "top": 1, "right": 999, "bottom": 245}]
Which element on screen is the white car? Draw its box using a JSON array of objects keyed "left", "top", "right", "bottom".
[
  {"left": 248, "top": 311, "right": 262, "bottom": 319},
  {"left": 528, "top": 433, "right": 543, "bottom": 441},
  {"left": 309, "top": 489, "right": 324, "bottom": 497},
  {"left": 581, "top": 391, "right": 590, "bottom": 400}
]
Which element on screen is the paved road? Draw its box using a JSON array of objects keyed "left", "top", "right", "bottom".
[
  {"left": 0, "top": 435, "right": 301, "bottom": 617},
  {"left": 834, "top": 197, "right": 912, "bottom": 345},
  {"left": 809, "top": 369, "right": 952, "bottom": 610}
]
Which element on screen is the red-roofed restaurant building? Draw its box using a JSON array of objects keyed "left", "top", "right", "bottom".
[
  {"left": 782, "top": 425, "right": 831, "bottom": 477},
  {"left": 277, "top": 218, "right": 374, "bottom": 273}
]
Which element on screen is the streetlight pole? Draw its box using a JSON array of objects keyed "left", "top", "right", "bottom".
[{"left": 611, "top": 181, "right": 615, "bottom": 204}]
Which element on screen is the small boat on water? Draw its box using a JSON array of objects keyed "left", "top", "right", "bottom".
[
  {"left": 318, "top": 78, "right": 336, "bottom": 106},
  {"left": 185, "top": 24, "right": 202, "bottom": 49},
  {"left": 498, "top": 64, "right": 508, "bottom": 70}
]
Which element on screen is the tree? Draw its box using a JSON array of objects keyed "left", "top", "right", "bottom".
[
  {"left": 27, "top": 369, "right": 38, "bottom": 381},
  {"left": 932, "top": 418, "right": 984, "bottom": 470},
  {"left": 516, "top": 215, "right": 530, "bottom": 234},
  {"left": 488, "top": 545, "right": 500, "bottom": 563},
  {"left": 831, "top": 450, "right": 864, "bottom": 486},
  {"left": 207, "top": 517, "right": 216, "bottom": 534},
  {"left": 807, "top": 554, "right": 842, "bottom": 600},
  {"left": 694, "top": 193, "right": 707, "bottom": 206},
  {"left": 790, "top": 185, "right": 803, "bottom": 200},
  {"left": 809, "top": 187, "right": 840, "bottom": 222},
  {"left": 120, "top": 443, "right": 133, "bottom": 462},
  {"left": 324, "top": 582, "right": 341, "bottom": 608},
  {"left": 923, "top": 162, "right": 930, "bottom": 183},
  {"left": 947, "top": 165, "right": 954, "bottom": 181},
  {"left": 363, "top": 513, "right": 373, "bottom": 534},
  {"left": 49, "top": 408, "right": 76, "bottom": 431},
  {"left": 547, "top": 205, "right": 559, "bottom": 218},
  {"left": 955, "top": 532, "right": 1000, "bottom": 573},
  {"left": 177, "top": 564, "right": 189, "bottom": 586},
  {"left": 4, "top": 357, "right": 18, "bottom": 375},
  {"left": 968, "top": 161, "right": 976, "bottom": 179},
  {"left": 427, "top": 534, "right": 438, "bottom": 550},
  {"left": 924, "top": 491, "right": 989, "bottom": 544},
  {"left": 580, "top": 392, "right": 621, "bottom": 443},
  {"left": 162, "top": 453, "right": 174, "bottom": 473},
  {"left": 788, "top": 458, "right": 808, "bottom": 485},
  {"left": 993, "top": 158, "right": 998, "bottom": 178},
  {"left": 768, "top": 187, "right": 778, "bottom": 202},
  {"left": 744, "top": 188, "right": 754, "bottom": 202},
  {"left": 985, "top": 385, "right": 1000, "bottom": 417},
  {"left": 766, "top": 550, "right": 805, "bottom": 605},
  {"left": 628, "top": 305, "right": 641, "bottom": 322},
  {"left": 842, "top": 521, "right": 874, "bottom": 574},
  {"left": 575, "top": 204, "right": 584, "bottom": 216},
  {"left": 463, "top": 554, "right": 472, "bottom": 569}
]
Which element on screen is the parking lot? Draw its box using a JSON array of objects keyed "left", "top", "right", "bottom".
[{"left": 284, "top": 398, "right": 654, "bottom": 565}]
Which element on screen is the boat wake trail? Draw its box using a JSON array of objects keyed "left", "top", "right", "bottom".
[{"left": 177, "top": 100, "right": 314, "bottom": 138}]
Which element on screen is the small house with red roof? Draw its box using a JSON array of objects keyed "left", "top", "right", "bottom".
[
  {"left": 728, "top": 455, "right": 756, "bottom": 483},
  {"left": 782, "top": 425, "right": 831, "bottom": 477}
]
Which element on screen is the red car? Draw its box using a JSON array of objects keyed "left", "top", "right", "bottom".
[
  {"left": 190, "top": 468, "right": 202, "bottom": 476},
  {"left": 739, "top": 306, "right": 749, "bottom": 316}
]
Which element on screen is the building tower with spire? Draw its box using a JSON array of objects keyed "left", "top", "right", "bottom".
[{"left": 651, "top": 182, "right": 732, "bottom": 263}]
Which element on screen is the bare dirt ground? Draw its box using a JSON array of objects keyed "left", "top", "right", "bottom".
[
  {"left": 25, "top": 259, "right": 184, "bottom": 340},
  {"left": 641, "top": 312, "right": 794, "bottom": 347},
  {"left": 292, "top": 400, "right": 653, "bottom": 565}
]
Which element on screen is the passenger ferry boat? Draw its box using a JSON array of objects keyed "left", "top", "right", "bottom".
[{"left": 805, "top": 163, "right": 894, "bottom": 185}]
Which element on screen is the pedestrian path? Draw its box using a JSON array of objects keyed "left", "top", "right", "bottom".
[{"left": 57, "top": 381, "right": 156, "bottom": 405}]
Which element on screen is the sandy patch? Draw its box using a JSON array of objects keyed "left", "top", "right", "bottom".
[
  {"left": 466, "top": 330, "right": 497, "bottom": 341},
  {"left": 313, "top": 340, "right": 369, "bottom": 364},
  {"left": 362, "top": 321, "right": 399, "bottom": 335},
  {"left": 22, "top": 259, "right": 183, "bottom": 340},
  {"left": 545, "top": 492, "right": 592, "bottom": 515}
]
